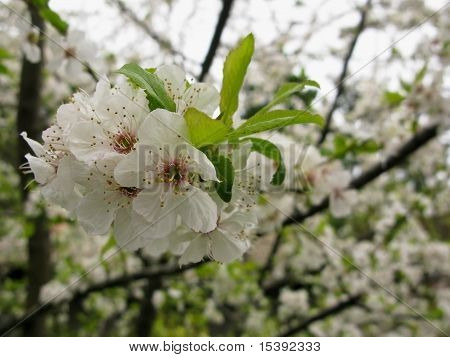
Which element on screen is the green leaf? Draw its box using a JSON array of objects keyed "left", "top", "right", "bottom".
[
  {"left": 100, "top": 235, "right": 116, "bottom": 257},
  {"left": 248, "top": 138, "right": 286, "bottom": 185},
  {"left": 0, "top": 48, "right": 12, "bottom": 60},
  {"left": 253, "top": 80, "right": 320, "bottom": 116},
  {"left": 331, "top": 134, "right": 380, "bottom": 159},
  {"left": 117, "top": 63, "right": 176, "bottom": 112},
  {"left": 184, "top": 108, "right": 229, "bottom": 148},
  {"left": 229, "top": 110, "right": 323, "bottom": 140},
  {"left": 220, "top": 33, "right": 254, "bottom": 127},
  {"left": 355, "top": 139, "right": 380, "bottom": 154},
  {"left": 32, "top": 0, "right": 68, "bottom": 34},
  {"left": 414, "top": 64, "right": 427, "bottom": 84},
  {"left": 383, "top": 91, "right": 405, "bottom": 107},
  {"left": 210, "top": 154, "right": 234, "bottom": 202},
  {"left": 0, "top": 63, "right": 11, "bottom": 77},
  {"left": 400, "top": 79, "right": 412, "bottom": 93}
]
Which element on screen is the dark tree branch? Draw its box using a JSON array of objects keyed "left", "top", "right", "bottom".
[
  {"left": 259, "top": 123, "right": 439, "bottom": 286},
  {"left": 0, "top": 260, "right": 208, "bottom": 336},
  {"left": 284, "top": 123, "right": 439, "bottom": 226},
  {"left": 280, "top": 294, "right": 363, "bottom": 336},
  {"left": 15, "top": 2, "right": 51, "bottom": 337},
  {"left": 198, "top": 0, "right": 234, "bottom": 81},
  {"left": 317, "top": 0, "right": 372, "bottom": 144},
  {"left": 134, "top": 276, "right": 162, "bottom": 336}
]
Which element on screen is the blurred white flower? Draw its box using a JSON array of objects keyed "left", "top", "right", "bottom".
[{"left": 17, "top": 21, "right": 40, "bottom": 63}]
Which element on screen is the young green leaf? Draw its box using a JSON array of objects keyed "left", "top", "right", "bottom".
[
  {"left": 117, "top": 63, "right": 176, "bottom": 112},
  {"left": 0, "top": 48, "right": 12, "bottom": 60},
  {"left": 0, "top": 63, "right": 11, "bottom": 77},
  {"left": 229, "top": 110, "right": 323, "bottom": 140},
  {"left": 383, "top": 91, "right": 405, "bottom": 107},
  {"left": 32, "top": 0, "right": 68, "bottom": 34},
  {"left": 248, "top": 137, "right": 286, "bottom": 185},
  {"left": 220, "top": 33, "right": 255, "bottom": 127},
  {"left": 210, "top": 154, "right": 235, "bottom": 202},
  {"left": 253, "top": 80, "right": 320, "bottom": 116},
  {"left": 184, "top": 108, "right": 229, "bottom": 148}
]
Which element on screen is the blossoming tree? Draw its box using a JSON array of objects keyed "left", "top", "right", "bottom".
[{"left": 0, "top": 0, "right": 448, "bottom": 337}]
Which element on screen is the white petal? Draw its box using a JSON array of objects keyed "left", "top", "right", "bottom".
[
  {"left": 25, "top": 154, "right": 55, "bottom": 184},
  {"left": 138, "top": 109, "right": 189, "bottom": 146},
  {"left": 41, "top": 156, "right": 80, "bottom": 211},
  {"left": 168, "top": 231, "right": 194, "bottom": 255},
  {"left": 179, "top": 235, "right": 208, "bottom": 265},
  {"left": 92, "top": 79, "right": 112, "bottom": 105},
  {"left": 76, "top": 190, "right": 120, "bottom": 235},
  {"left": 177, "top": 186, "right": 217, "bottom": 233},
  {"left": 183, "top": 83, "right": 219, "bottom": 116},
  {"left": 96, "top": 152, "right": 123, "bottom": 176},
  {"left": 186, "top": 144, "right": 218, "bottom": 181},
  {"left": 155, "top": 64, "right": 186, "bottom": 99},
  {"left": 132, "top": 189, "right": 178, "bottom": 237},
  {"left": 220, "top": 210, "right": 257, "bottom": 233},
  {"left": 113, "top": 150, "right": 142, "bottom": 187},
  {"left": 21, "top": 132, "right": 45, "bottom": 157},
  {"left": 209, "top": 229, "right": 249, "bottom": 263},
  {"left": 114, "top": 207, "right": 147, "bottom": 251},
  {"left": 145, "top": 237, "right": 170, "bottom": 258},
  {"left": 67, "top": 121, "right": 110, "bottom": 163},
  {"left": 56, "top": 103, "right": 79, "bottom": 131}
]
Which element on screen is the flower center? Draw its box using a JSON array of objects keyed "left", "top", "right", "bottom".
[
  {"left": 159, "top": 160, "right": 188, "bottom": 186},
  {"left": 64, "top": 47, "right": 77, "bottom": 58},
  {"left": 118, "top": 186, "right": 141, "bottom": 198},
  {"left": 113, "top": 131, "right": 137, "bottom": 154},
  {"left": 27, "top": 31, "right": 39, "bottom": 44}
]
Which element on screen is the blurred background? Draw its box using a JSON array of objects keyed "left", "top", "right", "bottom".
[{"left": 0, "top": 0, "right": 449, "bottom": 336}]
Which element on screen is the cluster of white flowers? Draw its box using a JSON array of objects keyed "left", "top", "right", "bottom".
[
  {"left": 295, "top": 146, "right": 358, "bottom": 218},
  {"left": 22, "top": 65, "right": 262, "bottom": 264}
]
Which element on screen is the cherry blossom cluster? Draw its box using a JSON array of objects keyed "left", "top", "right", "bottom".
[{"left": 22, "top": 65, "right": 261, "bottom": 264}]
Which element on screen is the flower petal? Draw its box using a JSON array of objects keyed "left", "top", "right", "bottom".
[
  {"left": 177, "top": 186, "right": 217, "bottom": 233},
  {"left": 179, "top": 235, "right": 208, "bottom": 265},
  {"left": 67, "top": 121, "right": 110, "bottom": 163},
  {"left": 132, "top": 189, "right": 178, "bottom": 237},
  {"left": 155, "top": 64, "right": 186, "bottom": 99},
  {"left": 114, "top": 207, "right": 148, "bottom": 251},
  {"left": 21, "top": 132, "right": 45, "bottom": 157},
  {"left": 76, "top": 189, "right": 120, "bottom": 236},
  {"left": 138, "top": 109, "right": 189, "bottom": 147},
  {"left": 209, "top": 229, "right": 249, "bottom": 263},
  {"left": 183, "top": 83, "right": 219, "bottom": 116},
  {"left": 24, "top": 154, "right": 55, "bottom": 184},
  {"left": 186, "top": 144, "right": 218, "bottom": 181}
]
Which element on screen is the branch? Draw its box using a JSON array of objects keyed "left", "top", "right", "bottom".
[
  {"left": 15, "top": 2, "right": 52, "bottom": 337},
  {"left": 111, "top": 0, "right": 187, "bottom": 61},
  {"left": 259, "top": 123, "right": 439, "bottom": 285},
  {"left": 280, "top": 294, "right": 363, "bottom": 336},
  {"left": 198, "top": 0, "right": 234, "bottom": 81},
  {"left": 0, "top": 260, "right": 208, "bottom": 336},
  {"left": 284, "top": 123, "right": 439, "bottom": 226},
  {"left": 317, "top": 0, "right": 372, "bottom": 144}
]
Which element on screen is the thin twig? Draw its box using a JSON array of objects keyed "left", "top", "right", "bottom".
[
  {"left": 317, "top": 0, "right": 372, "bottom": 144},
  {"left": 280, "top": 294, "right": 363, "bottom": 336},
  {"left": 198, "top": 0, "right": 234, "bottom": 81}
]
